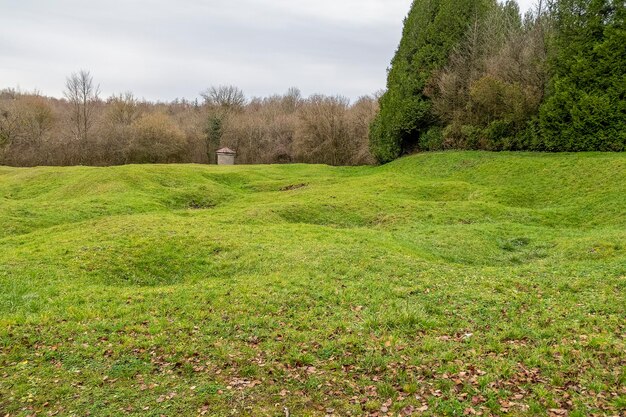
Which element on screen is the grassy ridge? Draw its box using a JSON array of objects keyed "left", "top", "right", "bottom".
[{"left": 0, "top": 152, "right": 624, "bottom": 416}]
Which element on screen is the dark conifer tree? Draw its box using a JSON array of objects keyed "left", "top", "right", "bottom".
[{"left": 539, "top": 0, "right": 625, "bottom": 151}]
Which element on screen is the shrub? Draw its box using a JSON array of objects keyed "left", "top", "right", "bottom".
[
  {"left": 127, "top": 113, "right": 187, "bottom": 163},
  {"left": 419, "top": 127, "right": 444, "bottom": 151}
]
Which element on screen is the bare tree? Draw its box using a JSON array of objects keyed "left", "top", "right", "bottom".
[
  {"left": 127, "top": 112, "right": 186, "bottom": 163},
  {"left": 347, "top": 96, "right": 378, "bottom": 165},
  {"left": 295, "top": 95, "right": 351, "bottom": 166},
  {"left": 200, "top": 85, "right": 246, "bottom": 110},
  {"left": 0, "top": 93, "right": 57, "bottom": 166},
  {"left": 0, "top": 106, "right": 19, "bottom": 151},
  {"left": 106, "top": 92, "right": 139, "bottom": 126},
  {"left": 64, "top": 70, "right": 100, "bottom": 156},
  {"left": 19, "top": 96, "right": 55, "bottom": 145},
  {"left": 282, "top": 87, "right": 302, "bottom": 113}
]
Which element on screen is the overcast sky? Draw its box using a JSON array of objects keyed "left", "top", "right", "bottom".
[{"left": 1, "top": 0, "right": 536, "bottom": 102}]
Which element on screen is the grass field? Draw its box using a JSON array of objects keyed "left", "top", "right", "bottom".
[{"left": 0, "top": 152, "right": 624, "bottom": 417}]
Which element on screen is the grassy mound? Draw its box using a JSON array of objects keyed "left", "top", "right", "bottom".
[{"left": 1, "top": 152, "right": 624, "bottom": 416}]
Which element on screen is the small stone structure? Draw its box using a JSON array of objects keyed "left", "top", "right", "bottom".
[{"left": 216, "top": 147, "right": 236, "bottom": 165}]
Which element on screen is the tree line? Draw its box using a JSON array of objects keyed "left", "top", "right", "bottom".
[
  {"left": 2, "top": 0, "right": 623, "bottom": 167},
  {"left": 371, "top": 0, "right": 625, "bottom": 162},
  {"left": 0, "top": 77, "right": 376, "bottom": 167}
]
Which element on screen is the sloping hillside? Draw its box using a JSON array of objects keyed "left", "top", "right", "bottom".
[{"left": 1, "top": 152, "right": 624, "bottom": 416}]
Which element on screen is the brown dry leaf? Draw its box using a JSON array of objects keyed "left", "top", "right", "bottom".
[
  {"left": 400, "top": 405, "right": 415, "bottom": 416},
  {"left": 471, "top": 395, "right": 484, "bottom": 405}
]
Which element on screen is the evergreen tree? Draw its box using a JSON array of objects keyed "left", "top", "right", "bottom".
[
  {"left": 539, "top": 0, "right": 626, "bottom": 151},
  {"left": 205, "top": 114, "right": 223, "bottom": 164},
  {"left": 369, "top": 0, "right": 494, "bottom": 163}
]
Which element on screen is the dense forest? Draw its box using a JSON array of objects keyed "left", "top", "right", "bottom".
[
  {"left": 0, "top": 83, "right": 376, "bottom": 167},
  {"left": 371, "top": 0, "right": 626, "bottom": 162},
  {"left": 1, "top": 0, "right": 624, "bottom": 167}
]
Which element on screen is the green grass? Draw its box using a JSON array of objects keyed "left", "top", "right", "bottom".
[{"left": 0, "top": 152, "right": 624, "bottom": 416}]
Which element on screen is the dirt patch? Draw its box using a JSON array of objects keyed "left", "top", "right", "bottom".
[
  {"left": 280, "top": 183, "right": 308, "bottom": 192},
  {"left": 187, "top": 199, "right": 216, "bottom": 210}
]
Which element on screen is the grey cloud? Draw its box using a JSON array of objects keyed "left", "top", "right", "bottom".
[{"left": 0, "top": 0, "right": 536, "bottom": 101}]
